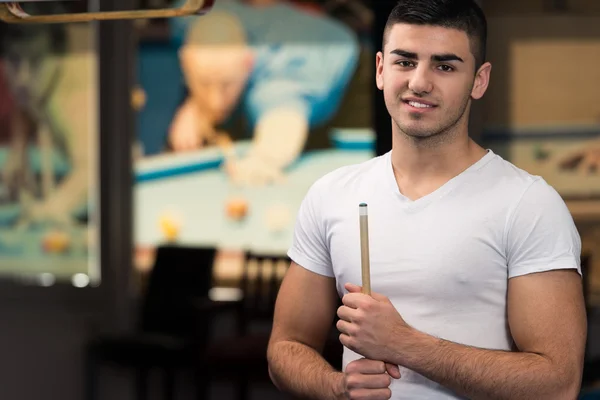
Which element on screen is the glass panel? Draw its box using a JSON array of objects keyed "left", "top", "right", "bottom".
[{"left": 0, "top": 14, "right": 100, "bottom": 287}]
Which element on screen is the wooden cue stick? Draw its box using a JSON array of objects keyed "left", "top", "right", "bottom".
[
  {"left": 0, "top": 0, "right": 212, "bottom": 24},
  {"left": 359, "top": 203, "right": 371, "bottom": 295}
]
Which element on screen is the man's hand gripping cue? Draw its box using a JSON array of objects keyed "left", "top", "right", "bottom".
[{"left": 337, "top": 283, "right": 402, "bottom": 399}]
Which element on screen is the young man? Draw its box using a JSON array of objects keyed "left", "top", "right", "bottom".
[{"left": 267, "top": 0, "right": 588, "bottom": 399}]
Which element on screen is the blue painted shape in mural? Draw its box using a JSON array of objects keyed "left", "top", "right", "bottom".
[
  {"left": 167, "top": 0, "right": 359, "bottom": 121},
  {"left": 136, "top": 42, "right": 186, "bottom": 156}
]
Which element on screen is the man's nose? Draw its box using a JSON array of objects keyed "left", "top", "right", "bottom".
[{"left": 407, "top": 64, "right": 434, "bottom": 95}]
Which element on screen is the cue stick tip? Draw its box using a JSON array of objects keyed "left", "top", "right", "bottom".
[{"left": 359, "top": 203, "right": 368, "bottom": 215}]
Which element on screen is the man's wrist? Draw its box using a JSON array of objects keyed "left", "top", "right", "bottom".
[
  {"left": 390, "top": 325, "right": 433, "bottom": 369},
  {"left": 326, "top": 370, "right": 346, "bottom": 400}
]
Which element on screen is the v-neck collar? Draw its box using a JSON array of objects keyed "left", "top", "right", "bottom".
[{"left": 383, "top": 149, "right": 496, "bottom": 212}]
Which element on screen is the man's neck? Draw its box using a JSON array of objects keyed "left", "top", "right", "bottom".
[{"left": 389, "top": 123, "right": 487, "bottom": 200}]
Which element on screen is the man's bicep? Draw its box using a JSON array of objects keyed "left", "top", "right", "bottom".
[
  {"left": 508, "top": 269, "right": 586, "bottom": 370},
  {"left": 270, "top": 261, "right": 339, "bottom": 352}
]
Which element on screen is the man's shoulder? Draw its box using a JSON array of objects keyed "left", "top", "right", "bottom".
[
  {"left": 480, "top": 150, "right": 545, "bottom": 196},
  {"left": 481, "top": 151, "right": 568, "bottom": 215}
]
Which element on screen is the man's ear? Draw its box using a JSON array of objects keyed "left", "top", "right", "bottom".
[
  {"left": 375, "top": 51, "right": 384, "bottom": 91},
  {"left": 471, "top": 61, "right": 492, "bottom": 100}
]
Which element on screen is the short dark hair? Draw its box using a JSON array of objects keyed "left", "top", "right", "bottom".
[{"left": 383, "top": 0, "right": 487, "bottom": 69}]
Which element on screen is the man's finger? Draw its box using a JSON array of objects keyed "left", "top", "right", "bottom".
[
  {"left": 371, "top": 292, "right": 392, "bottom": 304},
  {"left": 346, "top": 374, "right": 392, "bottom": 389},
  {"left": 337, "top": 305, "right": 356, "bottom": 322},
  {"left": 346, "top": 283, "right": 391, "bottom": 304},
  {"left": 336, "top": 319, "right": 355, "bottom": 336},
  {"left": 342, "top": 293, "right": 367, "bottom": 309},
  {"left": 347, "top": 388, "right": 392, "bottom": 399},
  {"left": 350, "top": 358, "right": 387, "bottom": 374},
  {"left": 385, "top": 363, "right": 401, "bottom": 379}
]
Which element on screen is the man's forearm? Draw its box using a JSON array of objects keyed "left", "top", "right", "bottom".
[
  {"left": 252, "top": 106, "right": 308, "bottom": 169},
  {"left": 395, "top": 330, "right": 579, "bottom": 400},
  {"left": 267, "top": 340, "right": 344, "bottom": 400}
]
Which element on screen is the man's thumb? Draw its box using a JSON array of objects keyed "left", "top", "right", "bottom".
[{"left": 345, "top": 283, "right": 362, "bottom": 293}]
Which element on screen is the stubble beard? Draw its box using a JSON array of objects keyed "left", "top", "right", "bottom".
[{"left": 391, "top": 91, "right": 473, "bottom": 149}]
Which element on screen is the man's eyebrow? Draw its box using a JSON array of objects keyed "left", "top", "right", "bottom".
[
  {"left": 390, "top": 49, "right": 417, "bottom": 59},
  {"left": 432, "top": 53, "right": 464, "bottom": 63},
  {"left": 389, "top": 49, "right": 464, "bottom": 63}
]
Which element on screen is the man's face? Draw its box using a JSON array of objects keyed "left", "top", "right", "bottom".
[
  {"left": 180, "top": 45, "right": 253, "bottom": 123},
  {"left": 376, "top": 23, "right": 490, "bottom": 140}
]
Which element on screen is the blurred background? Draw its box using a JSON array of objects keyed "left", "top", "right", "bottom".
[{"left": 0, "top": 0, "right": 598, "bottom": 399}]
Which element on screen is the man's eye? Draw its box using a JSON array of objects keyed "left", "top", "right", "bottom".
[
  {"left": 438, "top": 65, "right": 454, "bottom": 72},
  {"left": 396, "top": 60, "right": 414, "bottom": 68}
]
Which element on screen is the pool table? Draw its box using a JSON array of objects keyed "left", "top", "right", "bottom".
[{"left": 134, "top": 130, "right": 375, "bottom": 256}]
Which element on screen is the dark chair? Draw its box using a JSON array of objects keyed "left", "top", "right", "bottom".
[
  {"left": 238, "top": 252, "right": 289, "bottom": 333},
  {"left": 196, "top": 252, "right": 286, "bottom": 400},
  {"left": 84, "top": 244, "right": 219, "bottom": 400},
  {"left": 201, "top": 251, "right": 343, "bottom": 400},
  {"left": 240, "top": 252, "right": 342, "bottom": 368}
]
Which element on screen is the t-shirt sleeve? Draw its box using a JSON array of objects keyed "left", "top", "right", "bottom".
[
  {"left": 506, "top": 178, "right": 582, "bottom": 279},
  {"left": 287, "top": 179, "right": 334, "bottom": 277}
]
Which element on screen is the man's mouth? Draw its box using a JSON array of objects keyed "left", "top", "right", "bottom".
[
  {"left": 402, "top": 99, "right": 437, "bottom": 113},
  {"left": 408, "top": 101, "right": 433, "bottom": 109}
]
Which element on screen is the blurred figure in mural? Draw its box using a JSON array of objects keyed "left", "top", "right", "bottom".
[
  {"left": 168, "top": 11, "right": 252, "bottom": 158},
  {"left": 558, "top": 137, "right": 600, "bottom": 174},
  {"left": 168, "top": 0, "right": 361, "bottom": 186},
  {"left": 0, "top": 21, "right": 94, "bottom": 226}
]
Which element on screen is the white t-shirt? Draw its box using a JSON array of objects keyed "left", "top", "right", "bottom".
[{"left": 287, "top": 149, "right": 582, "bottom": 399}]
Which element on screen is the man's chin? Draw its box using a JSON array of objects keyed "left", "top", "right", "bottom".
[{"left": 398, "top": 124, "right": 438, "bottom": 138}]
